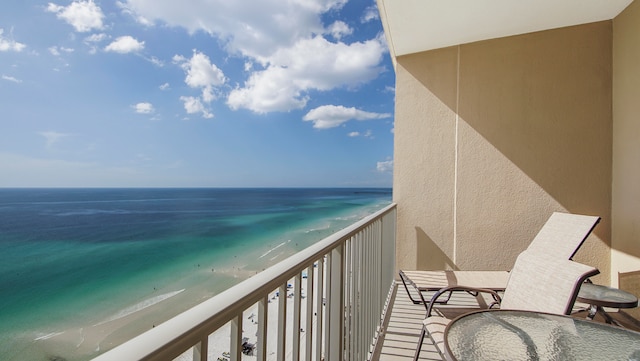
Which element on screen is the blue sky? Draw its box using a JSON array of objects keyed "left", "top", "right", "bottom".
[{"left": 0, "top": 0, "right": 394, "bottom": 187}]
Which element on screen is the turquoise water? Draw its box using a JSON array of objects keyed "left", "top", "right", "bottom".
[{"left": 0, "top": 188, "right": 391, "bottom": 360}]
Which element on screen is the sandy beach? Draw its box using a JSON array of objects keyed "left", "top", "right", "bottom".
[{"left": 32, "top": 264, "right": 320, "bottom": 361}]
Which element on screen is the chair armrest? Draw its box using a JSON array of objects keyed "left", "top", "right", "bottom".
[{"left": 426, "top": 286, "right": 503, "bottom": 317}]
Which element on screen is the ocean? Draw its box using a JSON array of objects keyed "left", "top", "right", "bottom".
[{"left": 0, "top": 188, "right": 392, "bottom": 361}]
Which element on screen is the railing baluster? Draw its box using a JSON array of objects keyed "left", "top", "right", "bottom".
[
  {"left": 371, "top": 224, "right": 376, "bottom": 356},
  {"left": 376, "top": 221, "right": 381, "bottom": 350},
  {"left": 363, "top": 229, "right": 369, "bottom": 359},
  {"left": 351, "top": 236, "right": 357, "bottom": 361},
  {"left": 373, "top": 222, "right": 380, "bottom": 355},
  {"left": 366, "top": 228, "right": 372, "bottom": 358},
  {"left": 192, "top": 337, "right": 208, "bottom": 361},
  {"left": 328, "top": 244, "right": 344, "bottom": 361},
  {"left": 323, "top": 253, "right": 332, "bottom": 361},
  {"left": 277, "top": 283, "right": 287, "bottom": 361},
  {"left": 305, "top": 265, "right": 314, "bottom": 361},
  {"left": 256, "top": 296, "right": 268, "bottom": 361},
  {"left": 370, "top": 223, "right": 377, "bottom": 358},
  {"left": 315, "top": 259, "right": 324, "bottom": 361},
  {"left": 344, "top": 237, "right": 352, "bottom": 361},
  {"left": 349, "top": 235, "right": 362, "bottom": 360},
  {"left": 230, "top": 315, "right": 242, "bottom": 361},
  {"left": 293, "top": 273, "right": 302, "bottom": 361}
]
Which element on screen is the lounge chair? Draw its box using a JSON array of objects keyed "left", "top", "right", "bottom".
[
  {"left": 414, "top": 249, "right": 599, "bottom": 360},
  {"left": 399, "top": 212, "right": 600, "bottom": 310}
]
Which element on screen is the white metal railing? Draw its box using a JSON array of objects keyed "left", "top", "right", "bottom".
[{"left": 92, "top": 203, "right": 397, "bottom": 361}]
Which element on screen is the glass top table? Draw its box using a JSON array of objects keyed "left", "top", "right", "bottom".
[
  {"left": 444, "top": 310, "right": 640, "bottom": 361},
  {"left": 577, "top": 282, "right": 638, "bottom": 325}
]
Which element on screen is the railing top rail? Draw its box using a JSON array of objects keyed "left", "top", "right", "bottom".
[{"left": 93, "top": 203, "right": 397, "bottom": 361}]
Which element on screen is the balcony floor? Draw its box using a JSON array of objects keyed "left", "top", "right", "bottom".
[{"left": 372, "top": 282, "right": 640, "bottom": 361}]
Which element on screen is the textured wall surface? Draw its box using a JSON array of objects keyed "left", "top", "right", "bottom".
[
  {"left": 393, "top": 22, "right": 613, "bottom": 282},
  {"left": 612, "top": 0, "right": 640, "bottom": 286}
]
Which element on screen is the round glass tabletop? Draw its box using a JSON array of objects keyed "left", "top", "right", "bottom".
[
  {"left": 444, "top": 310, "right": 640, "bottom": 361},
  {"left": 577, "top": 283, "right": 639, "bottom": 308}
]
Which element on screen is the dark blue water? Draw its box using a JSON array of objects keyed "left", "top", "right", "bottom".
[{"left": 0, "top": 188, "right": 391, "bottom": 360}]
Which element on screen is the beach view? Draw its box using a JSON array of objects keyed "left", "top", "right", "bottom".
[
  {"left": 1, "top": 1, "right": 395, "bottom": 360},
  {"left": 0, "top": 188, "right": 392, "bottom": 360},
  {"left": 5, "top": 0, "right": 638, "bottom": 361}
]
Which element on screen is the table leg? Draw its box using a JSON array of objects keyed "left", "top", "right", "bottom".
[
  {"left": 587, "top": 304, "right": 624, "bottom": 327},
  {"left": 597, "top": 306, "right": 623, "bottom": 326},
  {"left": 586, "top": 304, "right": 597, "bottom": 320}
]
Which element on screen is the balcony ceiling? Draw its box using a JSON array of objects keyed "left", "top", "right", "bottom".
[{"left": 378, "top": 0, "right": 634, "bottom": 57}]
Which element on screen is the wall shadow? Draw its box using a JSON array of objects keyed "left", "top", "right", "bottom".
[
  {"left": 415, "top": 227, "right": 457, "bottom": 271},
  {"left": 398, "top": 22, "right": 627, "bottom": 269}
]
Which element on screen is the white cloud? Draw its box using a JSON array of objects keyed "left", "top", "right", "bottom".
[
  {"left": 361, "top": 5, "right": 380, "bottom": 23},
  {"left": 348, "top": 129, "right": 373, "bottom": 138},
  {"left": 173, "top": 51, "right": 225, "bottom": 118},
  {"left": 303, "top": 105, "right": 391, "bottom": 129},
  {"left": 39, "top": 131, "right": 72, "bottom": 148},
  {"left": 119, "top": 0, "right": 387, "bottom": 114},
  {"left": 180, "top": 96, "right": 213, "bottom": 119},
  {"left": 0, "top": 28, "right": 26, "bottom": 52},
  {"left": 84, "top": 33, "right": 107, "bottom": 53},
  {"left": 376, "top": 160, "right": 393, "bottom": 173},
  {"left": 133, "top": 102, "right": 154, "bottom": 114},
  {"left": 148, "top": 56, "right": 163, "bottom": 67},
  {"left": 228, "top": 67, "right": 309, "bottom": 113},
  {"left": 84, "top": 33, "right": 107, "bottom": 43},
  {"left": 47, "top": 0, "right": 105, "bottom": 33},
  {"left": 49, "top": 46, "right": 74, "bottom": 56},
  {"left": 174, "top": 51, "right": 226, "bottom": 92},
  {"left": 202, "top": 87, "right": 215, "bottom": 103},
  {"left": 116, "top": 1, "right": 153, "bottom": 26},
  {"left": 228, "top": 36, "right": 386, "bottom": 113},
  {"left": 159, "top": 82, "right": 170, "bottom": 90},
  {"left": 121, "top": 0, "right": 348, "bottom": 60},
  {"left": 326, "top": 21, "right": 352, "bottom": 40},
  {"left": 2, "top": 75, "right": 22, "bottom": 84},
  {"left": 104, "top": 36, "right": 145, "bottom": 53}
]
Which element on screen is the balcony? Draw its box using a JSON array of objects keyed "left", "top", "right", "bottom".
[
  {"left": 93, "top": 203, "right": 397, "bottom": 361},
  {"left": 91, "top": 202, "right": 640, "bottom": 361}
]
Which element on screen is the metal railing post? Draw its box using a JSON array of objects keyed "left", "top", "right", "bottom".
[
  {"left": 293, "top": 274, "right": 302, "bottom": 361},
  {"left": 230, "top": 315, "right": 242, "bottom": 361},
  {"left": 256, "top": 296, "right": 268, "bottom": 361},
  {"left": 327, "top": 244, "right": 344, "bottom": 361},
  {"left": 305, "top": 265, "right": 314, "bottom": 361},
  {"left": 277, "top": 283, "right": 287, "bottom": 361},
  {"left": 192, "top": 337, "right": 207, "bottom": 361},
  {"left": 315, "top": 259, "right": 324, "bottom": 361}
]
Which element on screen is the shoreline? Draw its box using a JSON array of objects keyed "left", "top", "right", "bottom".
[
  {"left": 38, "top": 264, "right": 317, "bottom": 361},
  {"left": 2, "top": 195, "right": 390, "bottom": 361},
  {"left": 27, "top": 204, "right": 382, "bottom": 361}
]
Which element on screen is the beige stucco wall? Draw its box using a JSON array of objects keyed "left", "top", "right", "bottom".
[
  {"left": 393, "top": 22, "right": 612, "bottom": 283},
  {"left": 612, "top": 1, "right": 640, "bottom": 286}
]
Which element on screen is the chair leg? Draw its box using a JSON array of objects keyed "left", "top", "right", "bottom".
[
  {"left": 414, "top": 327, "right": 426, "bottom": 361},
  {"left": 399, "top": 271, "right": 423, "bottom": 305}
]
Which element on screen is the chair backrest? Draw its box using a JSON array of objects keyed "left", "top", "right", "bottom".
[
  {"left": 525, "top": 212, "right": 600, "bottom": 260},
  {"left": 500, "top": 250, "right": 599, "bottom": 315}
]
